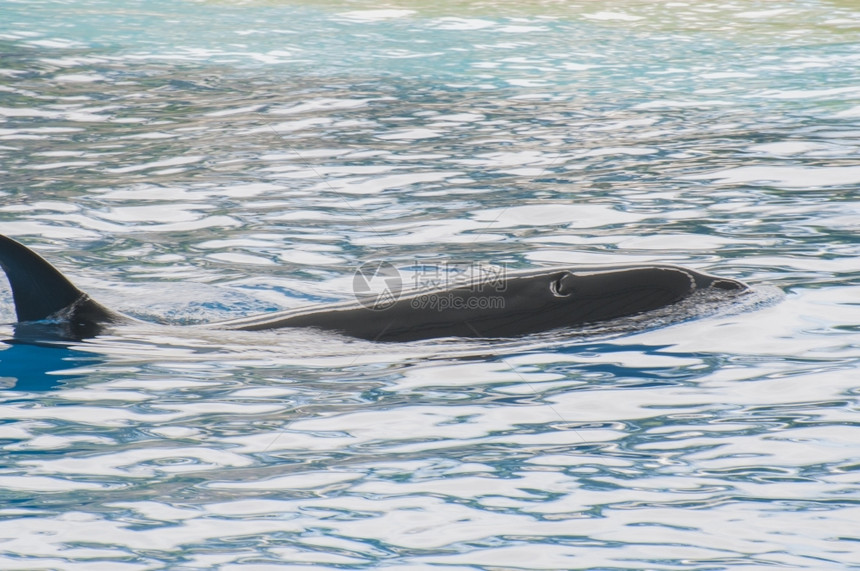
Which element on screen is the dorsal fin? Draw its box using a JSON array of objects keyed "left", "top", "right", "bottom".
[{"left": 0, "top": 234, "right": 91, "bottom": 322}]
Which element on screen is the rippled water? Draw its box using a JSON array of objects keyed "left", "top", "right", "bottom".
[{"left": 1, "top": 0, "right": 859, "bottom": 568}]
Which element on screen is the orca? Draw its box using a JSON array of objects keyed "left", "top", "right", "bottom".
[{"left": 0, "top": 234, "right": 749, "bottom": 343}]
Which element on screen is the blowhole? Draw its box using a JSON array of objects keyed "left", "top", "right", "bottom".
[{"left": 550, "top": 274, "right": 574, "bottom": 297}]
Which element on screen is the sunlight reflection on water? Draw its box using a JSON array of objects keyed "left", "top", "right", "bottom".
[{"left": 1, "top": 0, "right": 859, "bottom": 568}]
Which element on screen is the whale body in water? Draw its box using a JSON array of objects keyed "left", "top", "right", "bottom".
[{"left": 0, "top": 234, "right": 749, "bottom": 343}]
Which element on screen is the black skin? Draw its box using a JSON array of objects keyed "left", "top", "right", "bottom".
[{"left": 0, "top": 234, "right": 748, "bottom": 343}]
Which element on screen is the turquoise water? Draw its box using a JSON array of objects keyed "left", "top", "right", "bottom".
[{"left": 1, "top": 0, "right": 859, "bottom": 568}]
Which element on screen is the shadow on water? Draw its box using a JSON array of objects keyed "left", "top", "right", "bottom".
[{"left": 0, "top": 327, "right": 102, "bottom": 392}]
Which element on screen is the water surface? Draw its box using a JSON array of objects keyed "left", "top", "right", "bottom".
[{"left": 1, "top": 0, "right": 859, "bottom": 568}]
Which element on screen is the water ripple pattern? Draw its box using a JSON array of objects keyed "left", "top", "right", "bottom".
[{"left": 1, "top": 0, "right": 859, "bottom": 569}]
